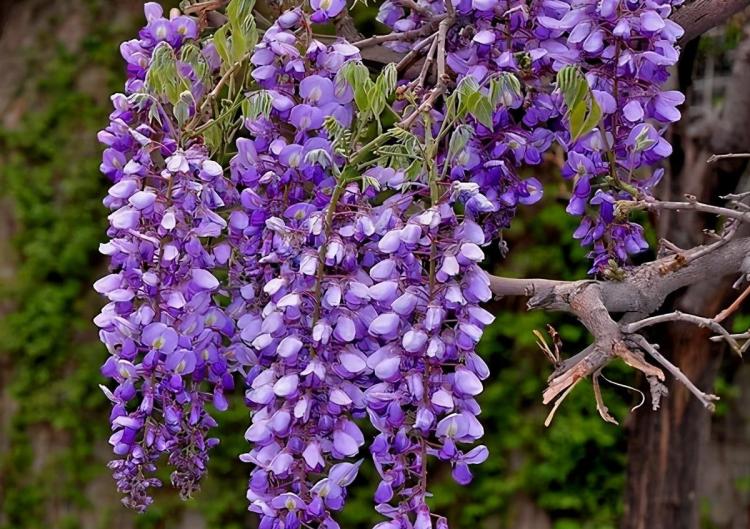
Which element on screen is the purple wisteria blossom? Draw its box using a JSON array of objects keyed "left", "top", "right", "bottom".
[{"left": 96, "top": 0, "right": 685, "bottom": 527}]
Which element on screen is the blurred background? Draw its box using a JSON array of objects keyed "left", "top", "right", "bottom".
[{"left": 1, "top": 2, "right": 750, "bottom": 529}]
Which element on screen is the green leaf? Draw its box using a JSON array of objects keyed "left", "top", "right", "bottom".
[
  {"left": 180, "top": 43, "right": 210, "bottom": 83},
  {"left": 568, "top": 100, "right": 587, "bottom": 140},
  {"left": 242, "top": 90, "right": 272, "bottom": 121},
  {"left": 557, "top": 66, "right": 588, "bottom": 110},
  {"left": 173, "top": 91, "right": 194, "bottom": 127},
  {"left": 457, "top": 77, "right": 482, "bottom": 118},
  {"left": 405, "top": 158, "right": 424, "bottom": 180},
  {"left": 557, "top": 66, "right": 602, "bottom": 142},
  {"left": 213, "top": 28, "right": 231, "bottom": 66},
  {"left": 204, "top": 120, "right": 223, "bottom": 153},
  {"left": 573, "top": 98, "right": 601, "bottom": 141},
  {"left": 377, "top": 63, "right": 398, "bottom": 97},
  {"left": 340, "top": 61, "right": 375, "bottom": 113},
  {"left": 448, "top": 124, "right": 474, "bottom": 161},
  {"left": 489, "top": 73, "right": 522, "bottom": 107},
  {"left": 473, "top": 96, "right": 494, "bottom": 129},
  {"left": 208, "top": 0, "right": 258, "bottom": 70},
  {"left": 148, "top": 104, "right": 162, "bottom": 126}
]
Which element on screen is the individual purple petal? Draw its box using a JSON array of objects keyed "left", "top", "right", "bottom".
[
  {"left": 334, "top": 316, "right": 356, "bottom": 342},
  {"left": 454, "top": 367, "right": 483, "bottom": 396},
  {"left": 623, "top": 100, "right": 644, "bottom": 122},
  {"left": 278, "top": 336, "right": 303, "bottom": 358},
  {"left": 640, "top": 11, "right": 665, "bottom": 32},
  {"left": 192, "top": 269, "right": 220, "bottom": 290},
  {"left": 273, "top": 374, "right": 299, "bottom": 397},
  {"left": 332, "top": 430, "right": 359, "bottom": 457},
  {"left": 369, "top": 313, "right": 400, "bottom": 336}
]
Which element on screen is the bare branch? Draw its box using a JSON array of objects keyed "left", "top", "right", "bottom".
[
  {"left": 622, "top": 196, "right": 750, "bottom": 225},
  {"left": 544, "top": 379, "right": 581, "bottom": 427},
  {"left": 621, "top": 310, "right": 743, "bottom": 354},
  {"left": 714, "top": 283, "right": 750, "bottom": 322},
  {"left": 490, "top": 235, "right": 750, "bottom": 317},
  {"left": 353, "top": 19, "right": 444, "bottom": 49},
  {"left": 593, "top": 369, "right": 619, "bottom": 425},
  {"left": 396, "top": 33, "right": 436, "bottom": 74},
  {"left": 491, "top": 233, "right": 750, "bottom": 418},
  {"left": 628, "top": 335, "right": 720, "bottom": 411},
  {"left": 707, "top": 152, "right": 750, "bottom": 163},
  {"left": 536, "top": 282, "right": 665, "bottom": 415}
]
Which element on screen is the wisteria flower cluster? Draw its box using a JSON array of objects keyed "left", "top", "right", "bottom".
[{"left": 95, "top": 0, "right": 684, "bottom": 526}]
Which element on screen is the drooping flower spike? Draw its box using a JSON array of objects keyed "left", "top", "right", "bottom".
[{"left": 96, "top": 0, "right": 684, "bottom": 525}]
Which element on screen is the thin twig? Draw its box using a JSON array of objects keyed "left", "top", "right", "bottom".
[
  {"left": 397, "top": 33, "right": 437, "bottom": 75},
  {"left": 187, "top": 51, "right": 251, "bottom": 131},
  {"left": 630, "top": 336, "right": 719, "bottom": 411},
  {"left": 622, "top": 311, "right": 742, "bottom": 354},
  {"left": 722, "top": 190, "right": 750, "bottom": 201},
  {"left": 714, "top": 283, "right": 750, "bottom": 323},
  {"left": 415, "top": 36, "right": 439, "bottom": 88},
  {"left": 707, "top": 152, "right": 750, "bottom": 163},
  {"left": 599, "top": 372, "right": 646, "bottom": 413},
  {"left": 352, "top": 18, "right": 445, "bottom": 49},
  {"left": 710, "top": 331, "right": 750, "bottom": 341},
  {"left": 659, "top": 238, "right": 684, "bottom": 254},
  {"left": 683, "top": 219, "right": 738, "bottom": 265},
  {"left": 592, "top": 369, "right": 619, "bottom": 425},
  {"left": 397, "top": 82, "right": 446, "bottom": 129},
  {"left": 435, "top": 15, "right": 451, "bottom": 82},
  {"left": 622, "top": 196, "right": 750, "bottom": 225},
  {"left": 544, "top": 379, "right": 581, "bottom": 427}
]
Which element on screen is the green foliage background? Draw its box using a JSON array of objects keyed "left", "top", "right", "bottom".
[{"left": 0, "top": 2, "right": 661, "bottom": 528}]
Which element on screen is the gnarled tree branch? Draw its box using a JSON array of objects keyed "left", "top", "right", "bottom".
[
  {"left": 673, "top": 0, "right": 750, "bottom": 44},
  {"left": 490, "top": 234, "right": 750, "bottom": 317},
  {"left": 490, "top": 222, "right": 750, "bottom": 420}
]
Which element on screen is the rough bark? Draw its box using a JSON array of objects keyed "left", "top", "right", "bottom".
[
  {"left": 621, "top": 24, "right": 750, "bottom": 529},
  {"left": 673, "top": 0, "right": 750, "bottom": 44}
]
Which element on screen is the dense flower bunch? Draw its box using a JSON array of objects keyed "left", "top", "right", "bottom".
[
  {"left": 229, "top": 15, "right": 370, "bottom": 529},
  {"left": 96, "top": 0, "right": 684, "bottom": 526},
  {"left": 378, "top": 0, "right": 684, "bottom": 272},
  {"left": 96, "top": 2, "right": 238, "bottom": 511}
]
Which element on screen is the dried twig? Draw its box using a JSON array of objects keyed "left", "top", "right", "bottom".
[
  {"left": 707, "top": 152, "right": 750, "bottom": 163},
  {"left": 396, "top": 33, "right": 437, "bottom": 74},
  {"left": 622, "top": 196, "right": 750, "bottom": 225},
  {"left": 414, "top": 35, "right": 439, "bottom": 88},
  {"left": 435, "top": 15, "right": 451, "bottom": 82},
  {"left": 544, "top": 379, "right": 581, "bottom": 427},
  {"left": 397, "top": 82, "right": 446, "bottom": 129},
  {"left": 592, "top": 369, "right": 619, "bottom": 425},
  {"left": 622, "top": 311, "right": 742, "bottom": 354},
  {"left": 714, "top": 283, "right": 750, "bottom": 323},
  {"left": 353, "top": 17, "right": 445, "bottom": 49},
  {"left": 629, "top": 336, "right": 719, "bottom": 411}
]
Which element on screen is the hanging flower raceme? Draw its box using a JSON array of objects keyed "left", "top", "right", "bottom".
[
  {"left": 95, "top": 0, "right": 685, "bottom": 526},
  {"left": 96, "top": 2, "right": 238, "bottom": 510},
  {"left": 223, "top": 13, "right": 373, "bottom": 528}
]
